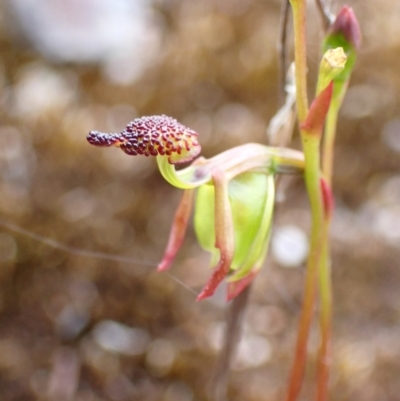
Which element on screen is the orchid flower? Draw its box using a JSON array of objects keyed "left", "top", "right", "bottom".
[{"left": 87, "top": 115, "right": 304, "bottom": 301}]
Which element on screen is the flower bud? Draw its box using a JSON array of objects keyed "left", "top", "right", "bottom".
[
  {"left": 323, "top": 6, "right": 361, "bottom": 85},
  {"left": 328, "top": 6, "right": 361, "bottom": 50}
]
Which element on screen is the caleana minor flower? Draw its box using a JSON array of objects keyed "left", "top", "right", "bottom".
[{"left": 87, "top": 115, "right": 304, "bottom": 301}]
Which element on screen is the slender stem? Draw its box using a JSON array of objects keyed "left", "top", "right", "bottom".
[
  {"left": 286, "top": 134, "right": 324, "bottom": 401},
  {"left": 316, "top": 222, "right": 332, "bottom": 401},
  {"left": 286, "top": 2, "right": 329, "bottom": 400},
  {"left": 315, "top": 99, "right": 338, "bottom": 401},
  {"left": 317, "top": 83, "right": 346, "bottom": 401},
  {"left": 289, "top": 0, "right": 309, "bottom": 123},
  {"left": 321, "top": 95, "right": 340, "bottom": 186}
]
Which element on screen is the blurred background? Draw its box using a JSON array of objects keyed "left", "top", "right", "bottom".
[{"left": 0, "top": 0, "right": 400, "bottom": 400}]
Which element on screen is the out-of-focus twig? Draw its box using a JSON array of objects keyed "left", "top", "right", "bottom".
[
  {"left": 267, "top": 63, "right": 296, "bottom": 147},
  {"left": 315, "top": 0, "right": 334, "bottom": 31},
  {"left": 279, "top": 0, "right": 291, "bottom": 103},
  {"left": 210, "top": 284, "right": 252, "bottom": 401}
]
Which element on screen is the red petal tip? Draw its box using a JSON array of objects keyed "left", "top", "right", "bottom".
[
  {"left": 196, "top": 268, "right": 228, "bottom": 301},
  {"left": 227, "top": 271, "right": 258, "bottom": 301},
  {"left": 157, "top": 261, "right": 170, "bottom": 272}
]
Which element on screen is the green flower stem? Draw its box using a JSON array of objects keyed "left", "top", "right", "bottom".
[
  {"left": 314, "top": 94, "right": 339, "bottom": 401},
  {"left": 317, "top": 81, "right": 347, "bottom": 401},
  {"left": 317, "top": 70, "right": 349, "bottom": 401},
  {"left": 286, "top": 133, "right": 325, "bottom": 401},
  {"left": 157, "top": 156, "right": 209, "bottom": 189},
  {"left": 318, "top": 5, "right": 360, "bottom": 388},
  {"left": 316, "top": 224, "right": 332, "bottom": 401},
  {"left": 322, "top": 84, "right": 345, "bottom": 186},
  {"left": 286, "top": 1, "right": 328, "bottom": 400},
  {"left": 157, "top": 144, "right": 305, "bottom": 190}
]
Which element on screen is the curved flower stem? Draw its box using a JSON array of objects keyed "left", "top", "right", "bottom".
[{"left": 158, "top": 144, "right": 305, "bottom": 190}]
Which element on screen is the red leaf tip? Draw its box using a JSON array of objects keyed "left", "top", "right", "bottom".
[
  {"left": 227, "top": 270, "right": 258, "bottom": 301},
  {"left": 301, "top": 82, "right": 333, "bottom": 134}
]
